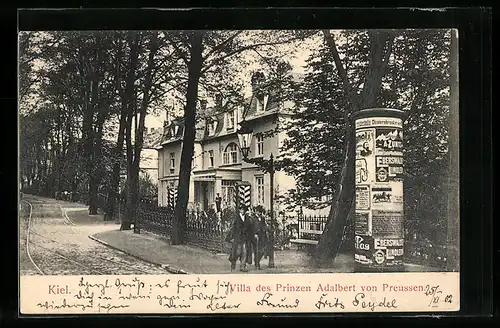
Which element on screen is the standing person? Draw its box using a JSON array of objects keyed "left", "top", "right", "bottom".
[
  {"left": 246, "top": 209, "right": 267, "bottom": 270},
  {"left": 226, "top": 205, "right": 253, "bottom": 272},
  {"left": 215, "top": 193, "right": 222, "bottom": 220}
]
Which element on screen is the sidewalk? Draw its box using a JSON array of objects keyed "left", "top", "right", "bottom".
[
  {"left": 89, "top": 228, "right": 439, "bottom": 274},
  {"left": 63, "top": 208, "right": 438, "bottom": 274},
  {"left": 90, "top": 229, "right": 353, "bottom": 274}
]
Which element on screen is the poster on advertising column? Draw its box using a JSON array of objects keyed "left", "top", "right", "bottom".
[
  {"left": 355, "top": 129, "right": 375, "bottom": 185},
  {"left": 355, "top": 185, "right": 370, "bottom": 210},
  {"left": 371, "top": 183, "right": 403, "bottom": 211},
  {"left": 375, "top": 155, "right": 404, "bottom": 183},
  {"left": 375, "top": 128, "right": 403, "bottom": 155}
]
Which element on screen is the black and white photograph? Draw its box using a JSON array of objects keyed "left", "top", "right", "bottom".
[{"left": 18, "top": 28, "right": 460, "bottom": 277}]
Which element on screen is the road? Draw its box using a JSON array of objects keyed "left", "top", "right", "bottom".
[{"left": 19, "top": 195, "right": 171, "bottom": 276}]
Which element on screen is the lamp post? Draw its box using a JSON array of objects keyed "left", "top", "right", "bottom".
[{"left": 237, "top": 122, "right": 276, "bottom": 268}]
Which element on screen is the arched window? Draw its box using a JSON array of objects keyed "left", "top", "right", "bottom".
[{"left": 223, "top": 143, "right": 239, "bottom": 165}]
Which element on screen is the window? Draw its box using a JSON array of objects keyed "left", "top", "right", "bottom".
[
  {"left": 223, "top": 143, "right": 238, "bottom": 165},
  {"left": 226, "top": 111, "right": 235, "bottom": 131},
  {"left": 255, "top": 176, "right": 265, "bottom": 205},
  {"left": 170, "top": 152, "right": 175, "bottom": 174},
  {"left": 208, "top": 150, "right": 214, "bottom": 167},
  {"left": 221, "top": 180, "right": 236, "bottom": 207},
  {"left": 256, "top": 134, "right": 264, "bottom": 156}
]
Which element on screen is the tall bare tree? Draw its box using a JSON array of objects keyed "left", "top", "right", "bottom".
[{"left": 121, "top": 31, "right": 161, "bottom": 230}]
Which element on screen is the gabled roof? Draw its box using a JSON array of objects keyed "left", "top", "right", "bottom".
[
  {"left": 159, "top": 72, "right": 305, "bottom": 148},
  {"left": 144, "top": 128, "right": 164, "bottom": 149}
]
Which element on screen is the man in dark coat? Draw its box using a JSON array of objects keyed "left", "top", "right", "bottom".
[
  {"left": 227, "top": 205, "right": 254, "bottom": 272},
  {"left": 245, "top": 209, "right": 268, "bottom": 270},
  {"left": 215, "top": 193, "right": 222, "bottom": 213}
]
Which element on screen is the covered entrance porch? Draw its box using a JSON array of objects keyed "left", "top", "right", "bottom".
[
  {"left": 193, "top": 173, "right": 216, "bottom": 212},
  {"left": 192, "top": 169, "right": 242, "bottom": 212}
]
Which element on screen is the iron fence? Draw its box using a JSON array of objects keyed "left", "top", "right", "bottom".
[
  {"left": 128, "top": 201, "right": 231, "bottom": 253},
  {"left": 185, "top": 212, "right": 230, "bottom": 253},
  {"left": 137, "top": 202, "right": 173, "bottom": 237},
  {"left": 296, "top": 214, "right": 328, "bottom": 241}
]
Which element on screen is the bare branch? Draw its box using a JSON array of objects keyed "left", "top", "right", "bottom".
[
  {"left": 322, "top": 30, "right": 352, "bottom": 101},
  {"left": 202, "top": 31, "right": 244, "bottom": 63},
  {"left": 20, "top": 35, "right": 64, "bottom": 66},
  {"left": 165, "top": 36, "right": 189, "bottom": 66},
  {"left": 201, "top": 35, "right": 307, "bottom": 74}
]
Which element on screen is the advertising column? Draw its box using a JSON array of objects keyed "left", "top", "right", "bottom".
[{"left": 353, "top": 108, "right": 406, "bottom": 272}]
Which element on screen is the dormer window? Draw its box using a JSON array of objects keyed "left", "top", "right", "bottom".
[
  {"left": 208, "top": 118, "right": 218, "bottom": 136},
  {"left": 226, "top": 111, "right": 235, "bottom": 131},
  {"left": 256, "top": 94, "right": 269, "bottom": 112}
]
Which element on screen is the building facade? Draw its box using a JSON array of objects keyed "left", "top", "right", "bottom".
[
  {"left": 157, "top": 73, "right": 329, "bottom": 216},
  {"left": 140, "top": 126, "right": 163, "bottom": 186},
  {"left": 119, "top": 126, "right": 162, "bottom": 191}
]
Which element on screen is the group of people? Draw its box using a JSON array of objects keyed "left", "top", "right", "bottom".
[{"left": 225, "top": 205, "right": 269, "bottom": 272}]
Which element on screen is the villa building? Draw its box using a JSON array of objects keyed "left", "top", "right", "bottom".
[{"left": 156, "top": 72, "right": 330, "bottom": 216}]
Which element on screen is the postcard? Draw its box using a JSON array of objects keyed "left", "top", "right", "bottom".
[{"left": 19, "top": 28, "right": 460, "bottom": 314}]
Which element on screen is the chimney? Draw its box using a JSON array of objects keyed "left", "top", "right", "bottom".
[
  {"left": 200, "top": 99, "right": 208, "bottom": 114},
  {"left": 143, "top": 127, "right": 149, "bottom": 144},
  {"left": 165, "top": 109, "right": 171, "bottom": 125},
  {"left": 251, "top": 71, "right": 266, "bottom": 95},
  {"left": 162, "top": 120, "right": 169, "bottom": 137}
]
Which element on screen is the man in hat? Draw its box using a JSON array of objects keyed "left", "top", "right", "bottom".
[{"left": 227, "top": 204, "right": 254, "bottom": 272}]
